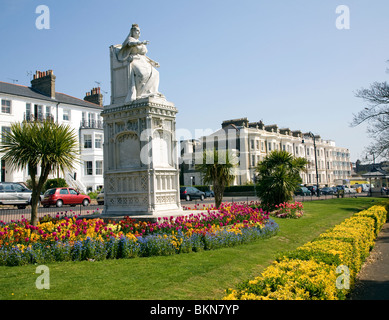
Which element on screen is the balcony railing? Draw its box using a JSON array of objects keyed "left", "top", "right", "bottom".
[
  {"left": 23, "top": 113, "right": 54, "bottom": 122},
  {"left": 80, "top": 120, "right": 103, "bottom": 129}
]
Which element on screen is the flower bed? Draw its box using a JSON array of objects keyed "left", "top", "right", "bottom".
[
  {"left": 272, "top": 201, "right": 304, "bottom": 219},
  {"left": 223, "top": 205, "right": 388, "bottom": 300},
  {"left": 0, "top": 203, "right": 279, "bottom": 266}
]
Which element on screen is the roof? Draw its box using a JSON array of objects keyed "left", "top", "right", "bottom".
[
  {"left": 0, "top": 81, "right": 103, "bottom": 109},
  {"left": 361, "top": 167, "right": 389, "bottom": 178}
]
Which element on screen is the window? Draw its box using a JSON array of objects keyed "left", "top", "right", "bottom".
[
  {"left": 95, "top": 134, "right": 102, "bottom": 148},
  {"left": 4, "top": 184, "right": 14, "bottom": 192},
  {"left": 69, "top": 189, "right": 78, "bottom": 195},
  {"left": 96, "top": 160, "right": 103, "bottom": 175},
  {"left": 35, "top": 104, "right": 43, "bottom": 115},
  {"left": 84, "top": 134, "right": 92, "bottom": 148},
  {"left": 45, "top": 106, "right": 52, "bottom": 120},
  {"left": 13, "top": 184, "right": 24, "bottom": 192},
  {"left": 88, "top": 113, "right": 96, "bottom": 126},
  {"left": 60, "top": 188, "right": 69, "bottom": 195},
  {"left": 1, "top": 127, "right": 11, "bottom": 143},
  {"left": 85, "top": 161, "right": 93, "bottom": 175},
  {"left": 26, "top": 103, "right": 32, "bottom": 120},
  {"left": 1, "top": 100, "right": 11, "bottom": 114},
  {"left": 63, "top": 109, "right": 70, "bottom": 121}
]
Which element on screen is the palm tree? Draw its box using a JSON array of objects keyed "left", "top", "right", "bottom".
[
  {"left": 0, "top": 120, "right": 79, "bottom": 226},
  {"left": 255, "top": 150, "right": 307, "bottom": 211},
  {"left": 195, "top": 149, "right": 237, "bottom": 209}
]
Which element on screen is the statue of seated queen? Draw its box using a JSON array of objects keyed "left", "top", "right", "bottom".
[{"left": 114, "top": 24, "right": 165, "bottom": 103}]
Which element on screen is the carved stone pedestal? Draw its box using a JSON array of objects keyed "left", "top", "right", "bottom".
[{"left": 101, "top": 97, "right": 182, "bottom": 216}]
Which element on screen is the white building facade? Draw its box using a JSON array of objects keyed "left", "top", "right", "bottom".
[
  {"left": 0, "top": 70, "right": 104, "bottom": 192},
  {"left": 180, "top": 118, "right": 352, "bottom": 187}
]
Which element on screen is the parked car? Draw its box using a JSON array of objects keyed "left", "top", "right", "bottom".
[
  {"left": 96, "top": 188, "right": 104, "bottom": 205},
  {"left": 41, "top": 187, "right": 91, "bottom": 208},
  {"left": 0, "top": 182, "right": 33, "bottom": 209},
  {"left": 307, "top": 185, "right": 321, "bottom": 196},
  {"left": 328, "top": 187, "right": 337, "bottom": 194},
  {"left": 180, "top": 187, "right": 205, "bottom": 201},
  {"left": 294, "top": 187, "right": 311, "bottom": 196},
  {"left": 345, "top": 187, "right": 357, "bottom": 194},
  {"left": 320, "top": 187, "right": 336, "bottom": 195},
  {"left": 204, "top": 190, "right": 214, "bottom": 198}
]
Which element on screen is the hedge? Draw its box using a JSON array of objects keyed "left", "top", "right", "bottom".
[{"left": 224, "top": 205, "right": 388, "bottom": 300}]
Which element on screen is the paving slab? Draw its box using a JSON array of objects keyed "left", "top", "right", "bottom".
[{"left": 350, "top": 222, "right": 389, "bottom": 300}]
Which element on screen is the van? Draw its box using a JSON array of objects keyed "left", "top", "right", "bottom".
[
  {"left": 0, "top": 182, "right": 32, "bottom": 209},
  {"left": 351, "top": 184, "right": 370, "bottom": 192}
]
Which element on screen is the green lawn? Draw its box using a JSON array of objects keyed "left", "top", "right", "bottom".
[{"left": 0, "top": 197, "right": 383, "bottom": 300}]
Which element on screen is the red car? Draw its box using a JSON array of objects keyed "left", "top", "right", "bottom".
[{"left": 42, "top": 187, "right": 90, "bottom": 208}]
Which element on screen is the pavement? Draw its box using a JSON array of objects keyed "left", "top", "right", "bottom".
[{"left": 349, "top": 221, "right": 389, "bottom": 300}]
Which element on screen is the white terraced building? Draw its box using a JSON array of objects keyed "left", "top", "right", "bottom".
[
  {"left": 180, "top": 118, "right": 352, "bottom": 187},
  {"left": 0, "top": 70, "right": 105, "bottom": 192}
]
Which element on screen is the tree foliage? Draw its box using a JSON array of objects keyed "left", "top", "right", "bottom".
[
  {"left": 255, "top": 150, "right": 308, "bottom": 211},
  {"left": 352, "top": 81, "right": 389, "bottom": 157},
  {"left": 195, "top": 149, "right": 237, "bottom": 209},
  {"left": 0, "top": 121, "right": 79, "bottom": 225}
]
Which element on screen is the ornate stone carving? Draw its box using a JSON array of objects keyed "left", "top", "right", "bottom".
[{"left": 102, "top": 25, "right": 182, "bottom": 216}]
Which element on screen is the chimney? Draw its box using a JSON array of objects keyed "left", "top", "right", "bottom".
[
  {"left": 31, "top": 70, "right": 56, "bottom": 99},
  {"left": 84, "top": 87, "right": 103, "bottom": 106}
]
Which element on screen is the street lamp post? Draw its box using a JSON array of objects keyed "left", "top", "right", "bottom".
[
  {"left": 302, "top": 132, "right": 320, "bottom": 197},
  {"left": 365, "top": 151, "right": 376, "bottom": 197}
]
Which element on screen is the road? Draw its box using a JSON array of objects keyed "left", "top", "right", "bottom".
[
  {"left": 0, "top": 193, "right": 368, "bottom": 224},
  {"left": 0, "top": 203, "right": 103, "bottom": 224}
]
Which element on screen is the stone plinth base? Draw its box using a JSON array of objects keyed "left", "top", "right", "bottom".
[{"left": 101, "top": 96, "right": 182, "bottom": 218}]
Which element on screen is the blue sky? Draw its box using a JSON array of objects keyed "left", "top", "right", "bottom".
[{"left": 1, "top": 0, "right": 389, "bottom": 162}]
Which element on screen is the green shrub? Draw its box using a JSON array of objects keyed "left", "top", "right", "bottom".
[
  {"left": 88, "top": 191, "right": 99, "bottom": 199},
  {"left": 224, "top": 205, "right": 387, "bottom": 300},
  {"left": 43, "top": 178, "right": 68, "bottom": 192}
]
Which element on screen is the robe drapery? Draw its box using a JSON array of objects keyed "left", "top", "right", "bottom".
[{"left": 116, "top": 36, "right": 162, "bottom": 103}]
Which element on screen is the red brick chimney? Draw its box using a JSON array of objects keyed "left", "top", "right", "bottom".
[
  {"left": 84, "top": 87, "right": 103, "bottom": 106},
  {"left": 31, "top": 70, "right": 56, "bottom": 99}
]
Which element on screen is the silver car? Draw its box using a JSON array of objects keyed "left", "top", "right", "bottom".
[{"left": 0, "top": 182, "right": 32, "bottom": 209}]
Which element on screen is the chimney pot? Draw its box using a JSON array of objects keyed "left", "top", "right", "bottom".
[
  {"left": 84, "top": 86, "right": 103, "bottom": 106},
  {"left": 31, "top": 69, "right": 56, "bottom": 99}
]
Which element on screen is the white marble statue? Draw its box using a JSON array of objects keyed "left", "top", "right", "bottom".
[{"left": 116, "top": 24, "right": 164, "bottom": 103}]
